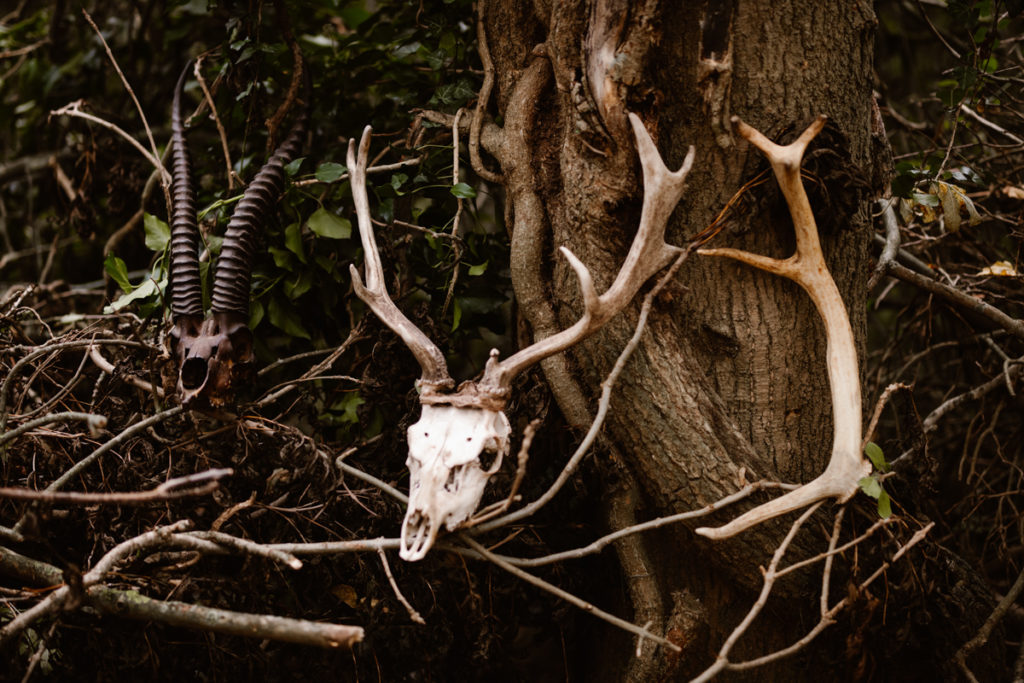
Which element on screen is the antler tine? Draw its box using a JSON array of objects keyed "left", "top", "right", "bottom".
[
  {"left": 169, "top": 60, "right": 203, "bottom": 320},
  {"left": 210, "top": 106, "right": 307, "bottom": 319},
  {"left": 347, "top": 126, "right": 455, "bottom": 393},
  {"left": 695, "top": 115, "right": 870, "bottom": 540},
  {"left": 479, "top": 112, "right": 693, "bottom": 394}
]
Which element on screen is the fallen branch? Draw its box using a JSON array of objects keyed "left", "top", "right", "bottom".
[{"left": 0, "top": 468, "right": 231, "bottom": 504}]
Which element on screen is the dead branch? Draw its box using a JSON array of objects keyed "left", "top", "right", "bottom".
[{"left": 0, "top": 468, "right": 231, "bottom": 504}]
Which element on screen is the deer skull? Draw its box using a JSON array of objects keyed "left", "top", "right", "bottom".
[
  {"left": 401, "top": 405, "right": 511, "bottom": 561},
  {"left": 347, "top": 116, "right": 693, "bottom": 560}
]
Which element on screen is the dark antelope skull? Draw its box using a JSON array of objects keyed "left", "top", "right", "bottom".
[
  {"left": 401, "top": 405, "right": 511, "bottom": 561},
  {"left": 171, "top": 312, "right": 254, "bottom": 407},
  {"left": 167, "top": 61, "right": 304, "bottom": 408}
]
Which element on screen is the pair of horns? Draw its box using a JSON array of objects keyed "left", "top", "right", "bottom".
[{"left": 169, "top": 61, "right": 306, "bottom": 325}]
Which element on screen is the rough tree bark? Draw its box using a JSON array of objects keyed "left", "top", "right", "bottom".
[
  {"left": 483, "top": 1, "right": 878, "bottom": 679},
  {"left": 470, "top": 1, "right": 1007, "bottom": 680}
]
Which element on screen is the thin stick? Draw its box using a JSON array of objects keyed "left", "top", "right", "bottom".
[
  {"left": 886, "top": 260, "right": 1024, "bottom": 342},
  {"left": 442, "top": 108, "right": 466, "bottom": 316},
  {"left": 186, "top": 530, "right": 302, "bottom": 570},
  {"left": 88, "top": 343, "right": 165, "bottom": 397},
  {"left": 724, "top": 522, "right": 934, "bottom": 675},
  {"left": 487, "top": 481, "right": 794, "bottom": 568},
  {"left": 15, "top": 405, "right": 185, "bottom": 528},
  {"left": 467, "top": 418, "right": 540, "bottom": 525},
  {"left": 81, "top": 9, "right": 166, "bottom": 184},
  {"left": 476, "top": 248, "right": 692, "bottom": 532},
  {"left": 691, "top": 503, "right": 823, "bottom": 683},
  {"left": 194, "top": 57, "right": 239, "bottom": 190},
  {"left": 0, "top": 411, "right": 107, "bottom": 448},
  {"left": 1, "top": 338, "right": 154, "bottom": 433},
  {"left": 49, "top": 103, "right": 168, "bottom": 181},
  {"left": 862, "top": 382, "right": 912, "bottom": 451},
  {"left": 954, "top": 562, "right": 1024, "bottom": 680},
  {"left": 0, "top": 469, "right": 231, "bottom": 504},
  {"left": 459, "top": 535, "right": 681, "bottom": 653},
  {"left": 377, "top": 546, "right": 426, "bottom": 624}
]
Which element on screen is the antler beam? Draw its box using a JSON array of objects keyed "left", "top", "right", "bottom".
[
  {"left": 347, "top": 126, "right": 455, "bottom": 395},
  {"left": 695, "top": 115, "right": 871, "bottom": 540},
  {"left": 476, "top": 113, "right": 694, "bottom": 399}
]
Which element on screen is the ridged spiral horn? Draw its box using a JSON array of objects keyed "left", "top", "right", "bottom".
[
  {"left": 210, "top": 108, "right": 307, "bottom": 318},
  {"left": 168, "top": 60, "right": 203, "bottom": 319}
]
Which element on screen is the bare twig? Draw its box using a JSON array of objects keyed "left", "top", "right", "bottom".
[
  {"left": 0, "top": 468, "right": 231, "bottom": 504},
  {"left": 953, "top": 556, "right": 1024, "bottom": 681},
  {"left": 862, "top": 382, "right": 913, "bottom": 451},
  {"left": 0, "top": 411, "right": 107, "bottom": 448},
  {"left": 88, "top": 343, "right": 165, "bottom": 398},
  {"left": 377, "top": 546, "right": 425, "bottom": 624},
  {"left": 467, "top": 418, "right": 540, "bottom": 525},
  {"left": 185, "top": 530, "right": 302, "bottom": 570},
  {"left": 922, "top": 357, "right": 1023, "bottom": 433},
  {"left": 87, "top": 584, "right": 364, "bottom": 649},
  {"left": 692, "top": 503, "right": 824, "bottom": 682},
  {"left": 459, "top": 535, "right": 681, "bottom": 653},
  {"left": 475, "top": 248, "right": 693, "bottom": 533},
  {"left": 81, "top": 9, "right": 164, "bottom": 180},
  {"left": 0, "top": 338, "right": 155, "bottom": 433},
  {"left": 885, "top": 260, "right": 1024, "bottom": 342},
  {"left": 48, "top": 103, "right": 169, "bottom": 182},
  {"left": 868, "top": 199, "right": 901, "bottom": 291},
  {"left": 193, "top": 57, "right": 239, "bottom": 190}
]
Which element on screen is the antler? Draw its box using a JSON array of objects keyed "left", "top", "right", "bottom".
[
  {"left": 695, "top": 115, "right": 871, "bottom": 540},
  {"left": 348, "top": 115, "right": 692, "bottom": 406},
  {"left": 475, "top": 113, "right": 694, "bottom": 399},
  {"left": 347, "top": 126, "right": 455, "bottom": 394}
]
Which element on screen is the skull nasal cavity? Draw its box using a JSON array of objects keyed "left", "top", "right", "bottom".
[
  {"left": 444, "top": 464, "right": 463, "bottom": 491},
  {"left": 181, "top": 357, "right": 209, "bottom": 389}
]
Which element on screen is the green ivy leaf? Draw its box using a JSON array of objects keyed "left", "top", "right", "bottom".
[
  {"left": 268, "top": 246, "right": 294, "bottom": 270},
  {"left": 858, "top": 476, "right": 882, "bottom": 499},
  {"left": 268, "top": 296, "right": 310, "bottom": 339},
  {"left": 450, "top": 182, "right": 476, "bottom": 199},
  {"left": 307, "top": 207, "right": 351, "bottom": 239},
  {"left": 864, "top": 442, "right": 889, "bottom": 473},
  {"left": 315, "top": 162, "right": 346, "bottom": 183},
  {"left": 451, "top": 297, "right": 462, "bottom": 331},
  {"left": 284, "top": 270, "right": 313, "bottom": 299},
  {"left": 468, "top": 261, "right": 488, "bottom": 276},
  {"left": 877, "top": 489, "right": 892, "bottom": 519},
  {"left": 284, "top": 222, "right": 306, "bottom": 262},
  {"left": 249, "top": 298, "right": 264, "bottom": 330},
  {"left": 143, "top": 213, "right": 171, "bottom": 252},
  {"left": 285, "top": 157, "right": 305, "bottom": 177},
  {"left": 391, "top": 172, "right": 408, "bottom": 195},
  {"left": 104, "top": 277, "right": 158, "bottom": 313},
  {"left": 103, "top": 253, "right": 132, "bottom": 293}
]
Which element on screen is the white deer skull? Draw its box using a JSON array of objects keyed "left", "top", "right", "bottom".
[
  {"left": 346, "top": 113, "right": 693, "bottom": 560},
  {"left": 401, "top": 405, "right": 511, "bottom": 561}
]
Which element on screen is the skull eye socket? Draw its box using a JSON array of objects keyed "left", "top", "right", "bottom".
[
  {"left": 181, "top": 357, "right": 209, "bottom": 390},
  {"left": 477, "top": 448, "right": 498, "bottom": 472}
]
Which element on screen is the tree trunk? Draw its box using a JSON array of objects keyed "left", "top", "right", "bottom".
[{"left": 485, "top": 1, "right": 877, "bottom": 679}]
